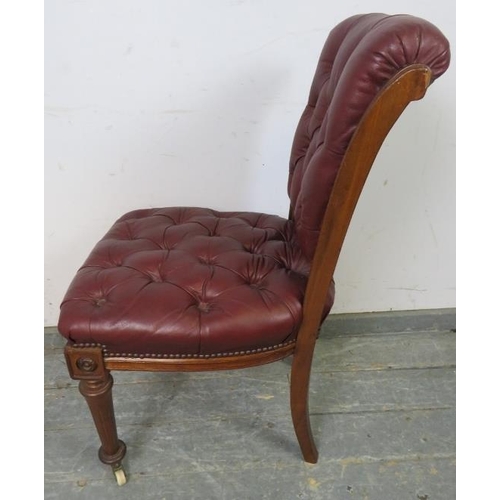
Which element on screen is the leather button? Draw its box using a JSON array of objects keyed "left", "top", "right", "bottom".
[
  {"left": 197, "top": 301, "right": 211, "bottom": 313},
  {"left": 198, "top": 256, "right": 214, "bottom": 265}
]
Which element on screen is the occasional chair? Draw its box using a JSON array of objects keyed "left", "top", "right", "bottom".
[{"left": 57, "top": 13, "right": 450, "bottom": 485}]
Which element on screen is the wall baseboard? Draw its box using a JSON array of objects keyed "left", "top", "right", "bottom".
[
  {"left": 321, "top": 307, "right": 455, "bottom": 337},
  {"left": 45, "top": 308, "right": 456, "bottom": 336}
]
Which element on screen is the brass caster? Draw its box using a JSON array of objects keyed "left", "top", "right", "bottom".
[{"left": 113, "top": 466, "right": 127, "bottom": 486}]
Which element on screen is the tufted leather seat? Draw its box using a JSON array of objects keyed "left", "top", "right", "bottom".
[
  {"left": 59, "top": 207, "right": 334, "bottom": 356},
  {"left": 57, "top": 13, "right": 450, "bottom": 483}
]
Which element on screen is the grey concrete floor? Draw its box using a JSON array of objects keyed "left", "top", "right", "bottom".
[{"left": 44, "top": 310, "right": 456, "bottom": 499}]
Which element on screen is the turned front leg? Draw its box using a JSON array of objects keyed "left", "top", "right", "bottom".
[{"left": 64, "top": 344, "right": 127, "bottom": 485}]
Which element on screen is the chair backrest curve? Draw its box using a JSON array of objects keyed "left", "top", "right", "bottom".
[
  {"left": 288, "top": 13, "right": 451, "bottom": 261},
  {"left": 297, "top": 65, "right": 434, "bottom": 342}
]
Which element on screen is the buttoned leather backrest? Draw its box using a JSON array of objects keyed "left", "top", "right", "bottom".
[{"left": 288, "top": 14, "right": 450, "bottom": 260}]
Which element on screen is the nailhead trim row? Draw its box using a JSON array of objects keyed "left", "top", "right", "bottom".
[{"left": 71, "top": 340, "right": 296, "bottom": 359}]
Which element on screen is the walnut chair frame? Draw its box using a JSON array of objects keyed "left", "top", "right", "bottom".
[{"left": 59, "top": 15, "right": 450, "bottom": 486}]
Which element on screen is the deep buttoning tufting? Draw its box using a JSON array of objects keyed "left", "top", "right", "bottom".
[
  {"left": 58, "top": 208, "right": 335, "bottom": 355},
  {"left": 288, "top": 14, "right": 450, "bottom": 260}
]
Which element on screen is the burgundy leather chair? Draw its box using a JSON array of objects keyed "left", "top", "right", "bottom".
[{"left": 58, "top": 13, "right": 450, "bottom": 485}]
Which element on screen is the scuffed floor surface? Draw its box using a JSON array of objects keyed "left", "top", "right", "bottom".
[{"left": 44, "top": 312, "right": 455, "bottom": 499}]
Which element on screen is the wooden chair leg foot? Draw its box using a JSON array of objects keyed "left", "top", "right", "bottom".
[
  {"left": 98, "top": 439, "right": 127, "bottom": 467},
  {"left": 290, "top": 351, "right": 318, "bottom": 464},
  {"left": 291, "top": 400, "right": 318, "bottom": 463}
]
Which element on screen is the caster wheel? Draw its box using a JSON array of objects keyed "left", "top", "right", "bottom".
[{"left": 113, "top": 466, "right": 127, "bottom": 486}]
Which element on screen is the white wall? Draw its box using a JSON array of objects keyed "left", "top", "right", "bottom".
[{"left": 45, "top": 0, "right": 455, "bottom": 325}]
